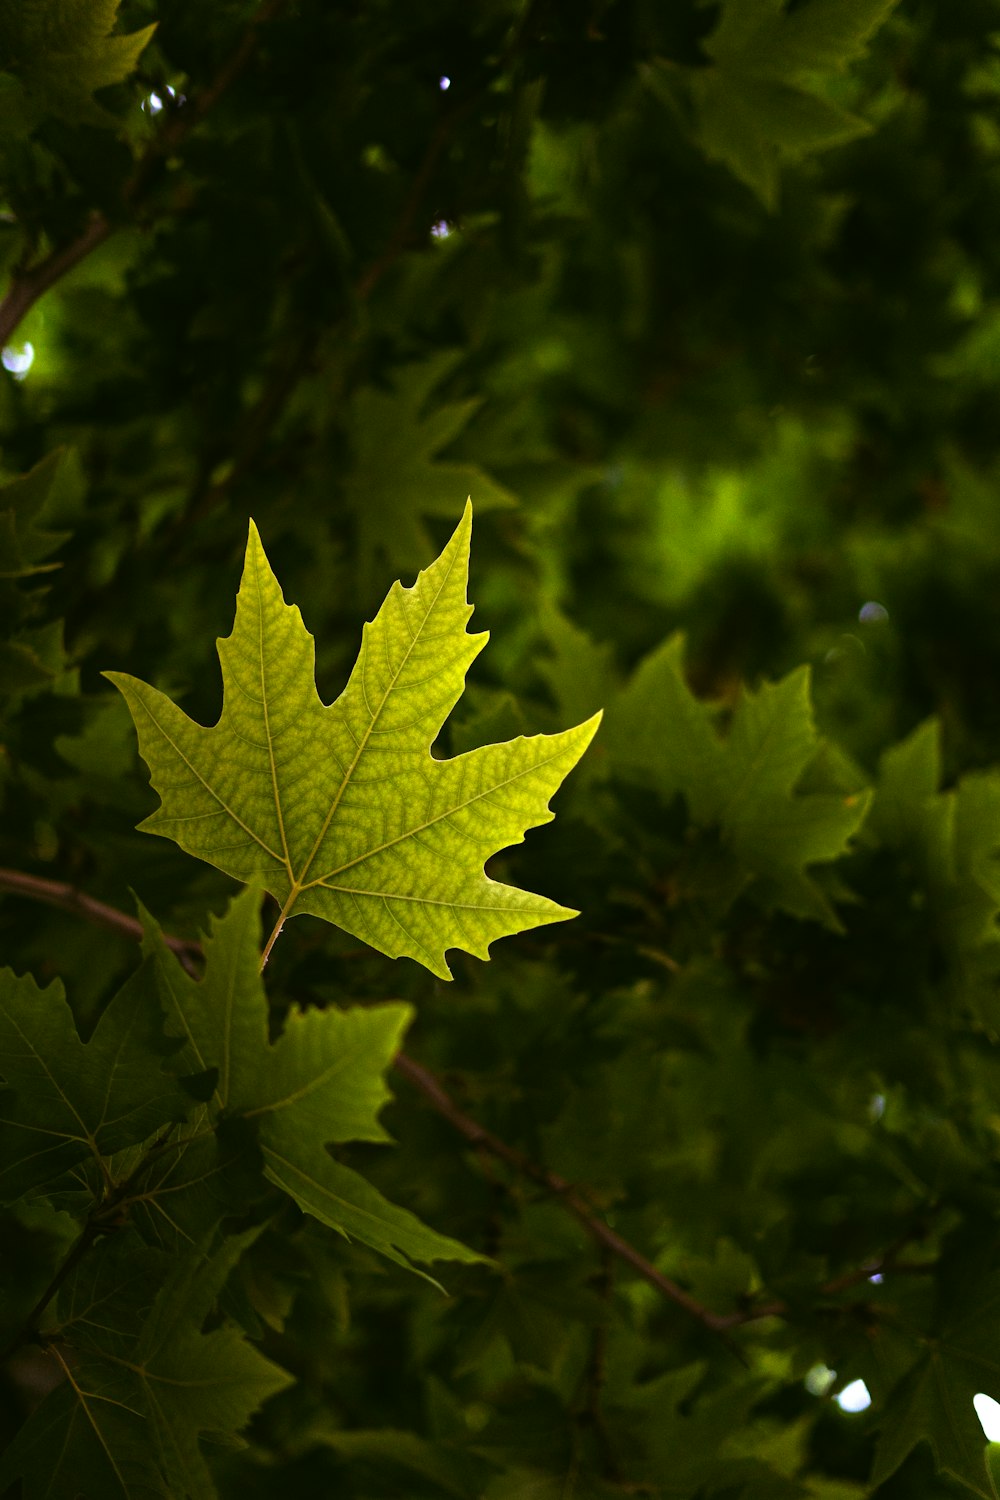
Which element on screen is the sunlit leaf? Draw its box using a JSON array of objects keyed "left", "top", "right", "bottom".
[{"left": 109, "top": 504, "right": 599, "bottom": 978}]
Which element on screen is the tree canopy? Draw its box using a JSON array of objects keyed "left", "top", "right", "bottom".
[{"left": 4, "top": 1, "right": 1000, "bottom": 1496}]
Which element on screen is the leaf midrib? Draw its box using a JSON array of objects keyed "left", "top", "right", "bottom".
[{"left": 276, "top": 542, "right": 459, "bottom": 909}]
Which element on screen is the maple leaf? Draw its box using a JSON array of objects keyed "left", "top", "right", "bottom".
[
  {"left": 0, "top": 1229, "right": 292, "bottom": 1500},
  {"left": 605, "top": 633, "right": 871, "bottom": 928},
  {"left": 866, "top": 1255, "right": 1000, "bottom": 1498},
  {"left": 0, "top": 449, "right": 77, "bottom": 694},
  {"left": 646, "top": 0, "right": 899, "bottom": 208},
  {"left": 0, "top": 958, "right": 190, "bottom": 1203},
  {"left": 867, "top": 718, "right": 1000, "bottom": 1022},
  {"left": 143, "top": 890, "right": 485, "bottom": 1272},
  {"left": 0, "top": 0, "right": 155, "bottom": 130},
  {"left": 0, "top": 448, "right": 71, "bottom": 580},
  {"left": 108, "top": 503, "right": 599, "bottom": 978},
  {"left": 342, "top": 352, "right": 517, "bottom": 583}
]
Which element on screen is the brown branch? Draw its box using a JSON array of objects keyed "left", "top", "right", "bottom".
[
  {"left": 355, "top": 91, "right": 478, "bottom": 301},
  {"left": 0, "top": 867, "right": 201, "bottom": 974},
  {"left": 716, "top": 1225, "right": 939, "bottom": 1329},
  {"left": 392, "top": 1051, "right": 738, "bottom": 1345},
  {"left": 0, "top": 866, "right": 923, "bottom": 1351},
  {"left": 158, "top": 0, "right": 289, "bottom": 148},
  {"left": 0, "top": 215, "right": 112, "bottom": 347},
  {"left": 0, "top": 865, "right": 734, "bottom": 1340},
  {"left": 0, "top": 0, "right": 290, "bottom": 349}
]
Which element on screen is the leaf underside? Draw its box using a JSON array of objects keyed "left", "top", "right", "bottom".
[{"left": 108, "top": 503, "right": 599, "bottom": 977}]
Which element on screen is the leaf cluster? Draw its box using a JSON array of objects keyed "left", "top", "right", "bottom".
[{"left": 4, "top": 0, "right": 1000, "bottom": 1497}]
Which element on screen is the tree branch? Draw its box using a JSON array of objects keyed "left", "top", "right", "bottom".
[
  {"left": 0, "top": 867, "right": 201, "bottom": 974},
  {"left": 0, "top": 865, "right": 734, "bottom": 1339},
  {"left": 0, "top": 0, "right": 290, "bottom": 349},
  {"left": 392, "top": 1051, "right": 737, "bottom": 1344},
  {"left": 0, "top": 866, "right": 918, "bottom": 1351},
  {"left": 0, "top": 1222, "right": 100, "bottom": 1361},
  {"left": 0, "top": 216, "right": 112, "bottom": 347}
]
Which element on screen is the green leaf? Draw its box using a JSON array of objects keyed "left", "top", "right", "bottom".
[
  {"left": 706, "top": 0, "right": 900, "bottom": 76},
  {"left": 342, "top": 352, "right": 517, "bottom": 581},
  {"left": 0, "top": 1230, "right": 292, "bottom": 1500},
  {"left": 0, "top": 0, "right": 155, "bottom": 128},
  {"left": 0, "top": 448, "right": 71, "bottom": 579},
  {"left": 538, "top": 601, "right": 618, "bottom": 728},
  {"left": 676, "top": 0, "right": 900, "bottom": 207},
  {"left": 0, "top": 620, "right": 66, "bottom": 694},
  {"left": 868, "top": 719, "right": 1000, "bottom": 1015},
  {"left": 144, "top": 890, "right": 485, "bottom": 1271},
  {"left": 108, "top": 503, "right": 599, "bottom": 979},
  {"left": 690, "top": 70, "right": 872, "bottom": 209},
  {"left": 869, "top": 718, "right": 1000, "bottom": 950},
  {"left": 605, "top": 633, "right": 871, "bottom": 927},
  {"left": 305, "top": 1422, "right": 499, "bottom": 1496},
  {"left": 871, "top": 1262, "right": 1000, "bottom": 1498},
  {"left": 0, "top": 957, "right": 190, "bottom": 1203}
]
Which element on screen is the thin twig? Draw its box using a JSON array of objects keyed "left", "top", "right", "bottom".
[
  {"left": 0, "top": 1224, "right": 100, "bottom": 1361},
  {"left": 715, "top": 1225, "right": 939, "bottom": 1330},
  {"left": 0, "top": 216, "right": 112, "bottom": 346},
  {"left": 0, "top": 0, "right": 290, "bottom": 348},
  {"left": 181, "top": 328, "right": 319, "bottom": 528},
  {"left": 0, "top": 866, "right": 201, "bottom": 974},
  {"left": 1, "top": 866, "right": 732, "bottom": 1337},
  {"left": 392, "top": 1051, "right": 738, "bottom": 1344},
  {"left": 0, "top": 867, "right": 922, "bottom": 1348},
  {"left": 355, "top": 90, "right": 479, "bottom": 301}
]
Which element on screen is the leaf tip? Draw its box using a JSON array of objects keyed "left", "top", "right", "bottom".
[{"left": 452, "top": 498, "right": 474, "bottom": 549}]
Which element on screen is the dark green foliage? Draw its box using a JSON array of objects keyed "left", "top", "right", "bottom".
[{"left": 3, "top": 0, "right": 1000, "bottom": 1496}]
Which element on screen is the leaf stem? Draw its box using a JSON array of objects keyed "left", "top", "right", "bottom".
[{"left": 259, "top": 888, "right": 300, "bottom": 971}]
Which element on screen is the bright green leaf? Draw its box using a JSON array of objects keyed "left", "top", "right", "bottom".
[{"left": 109, "top": 503, "right": 600, "bottom": 979}]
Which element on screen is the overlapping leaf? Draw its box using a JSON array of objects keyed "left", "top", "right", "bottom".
[
  {"left": 649, "top": 0, "right": 900, "bottom": 207},
  {"left": 867, "top": 718, "right": 1000, "bottom": 1021},
  {"left": 0, "top": 449, "right": 71, "bottom": 580},
  {"left": 0, "top": 449, "right": 76, "bottom": 695},
  {"left": 605, "top": 633, "right": 871, "bottom": 927},
  {"left": 342, "top": 352, "right": 516, "bottom": 580},
  {"left": 109, "top": 503, "right": 599, "bottom": 978},
  {"left": 144, "top": 890, "right": 484, "bottom": 1271},
  {"left": 0, "top": 0, "right": 155, "bottom": 130},
  {"left": 865, "top": 1258, "right": 1000, "bottom": 1498},
  {"left": 0, "top": 1230, "right": 291, "bottom": 1500},
  {"left": 0, "top": 958, "right": 190, "bottom": 1203}
]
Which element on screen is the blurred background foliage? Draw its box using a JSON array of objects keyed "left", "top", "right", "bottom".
[{"left": 5, "top": 1, "right": 1000, "bottom": 1496}]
